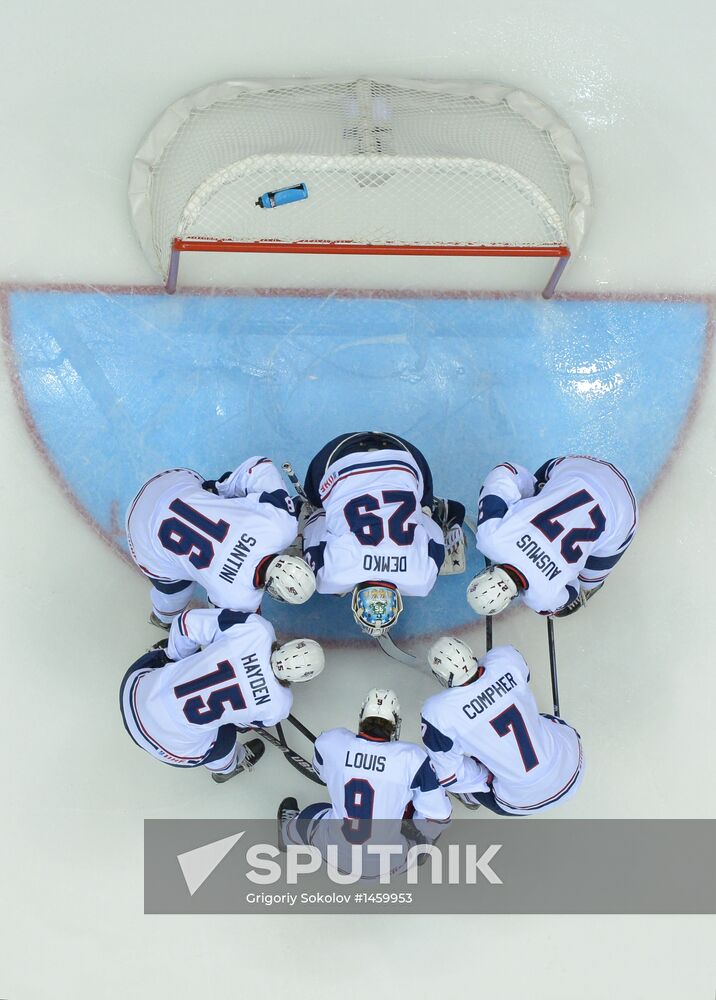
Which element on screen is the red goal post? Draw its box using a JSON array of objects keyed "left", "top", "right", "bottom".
[{"left": 129, "top": 78, "right": 591, "bottom": 298}]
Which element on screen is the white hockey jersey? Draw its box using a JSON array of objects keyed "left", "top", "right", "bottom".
[
  {"left": 123, "top": 610, "right": 292, "bottom": 765},
  {"left": 475, "top": 456, "right": 638, "bottom": 614},
  {"left": 126, "top": 457, "right": 299, "bottom": 611},
  {"left": 313, "top": 728, "right": 452, "bottom": 822},
  {"left": 302, "top": 448, "right": 445, "bottom": 596},
  {"left": 421, "top": 645, "right": 583, "bottom": 814}
]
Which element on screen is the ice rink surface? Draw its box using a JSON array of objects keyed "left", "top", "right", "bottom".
[{"left": 1, "top": 1, "right": 714, "bottom": 997}]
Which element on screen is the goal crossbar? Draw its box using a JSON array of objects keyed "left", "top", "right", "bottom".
[{"left": 166, "top": 238, "right": 570, "bottom": 295}]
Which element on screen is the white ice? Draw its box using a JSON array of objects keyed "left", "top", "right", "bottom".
[{"left": 0, "top": 1, "right": 714, "bottom": 997}]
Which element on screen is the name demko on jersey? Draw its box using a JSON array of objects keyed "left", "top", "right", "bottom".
[
  {"left": 126, "top": 457, "right": 299, "bottom": 611},
  {"left": 302, "top": 449, "right": 445, "bottom": 596},
  {"left": 124, "top": 610, "right": 292, "bottom": 765},
  {"left": 421, "top": 646, "right": 583, "bottom": 814},
  {"left": 475, "top": 456, "right": 639, "bottom": 613}
]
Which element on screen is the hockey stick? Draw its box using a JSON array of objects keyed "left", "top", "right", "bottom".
[
  {"left": 546, "top": 617, "right": 561, "bottom": 717},
  {"left": 464, "top": 516, "right": 493, "bottom": 653},
  {"left": 282, "top": 461, "right": 309, "bottom": 502},
  {"left": 483, "top": 558, "right": 493, "bottom": 653},
  {"left": 259, "top": 723, "right": 325, "bottom": 785},
  {"left": 376, "top": 633, "right": 418, "bottom": 666},
  {"left": 287, "top": 712, "right": 318, "bottom": 744}
]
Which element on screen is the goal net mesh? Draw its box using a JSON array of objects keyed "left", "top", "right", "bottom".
[{"left": 130, "top": 78, "right": 591, "bottom": 280}]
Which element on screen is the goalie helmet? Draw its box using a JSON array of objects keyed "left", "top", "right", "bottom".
[
  {"left": 428, "top": 636, "right": 479, "bottom": 688},
  {"left": 351, "top": 582, "right": 403, "bottom": 636},
  {"left": 265, "top": 555, "right": 316, "bottom": 605},
  {"left": 466, "top": 565, "right": 519, "bottom": 616},
  {"left": 271, "top": 638, "right": 325, "bottom": 683},
  {"left": 358, "top": 688, "right": 402, "bottom": 740}
]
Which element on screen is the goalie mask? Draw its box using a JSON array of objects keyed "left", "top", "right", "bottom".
[{"left": 351, "top": 582, "right": 403, "bottom": 637}]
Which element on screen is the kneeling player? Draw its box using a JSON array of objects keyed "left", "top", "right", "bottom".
[
  {"left": 467, "top": 455, "right": 638, "bottom": 618},
  {"left": 126, "top": 455, "right": 315, "bottom": 629},
  {"left": 120, "top": 607, "right": 324, "bottom": 782},
  {"left": 301, "top": 431, "right": 466, "bottom": 637},
  {"left": 422, "top": 638, "right": 583, "bottom": 814},
  {"left": 278, "top": 688, "right": 451, "bottom": 862}
]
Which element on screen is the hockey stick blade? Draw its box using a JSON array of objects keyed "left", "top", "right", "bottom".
[{"left": 376, "top": 634, "right": 418, "bottom": 665}]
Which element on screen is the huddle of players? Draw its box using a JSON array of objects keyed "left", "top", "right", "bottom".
[{"left": 120, "top": 432, "right": 638, "bottom": 832}]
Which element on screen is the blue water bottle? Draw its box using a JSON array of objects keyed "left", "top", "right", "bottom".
[{"left": 256, "top": 182, "right": 309, "bottom": 209}]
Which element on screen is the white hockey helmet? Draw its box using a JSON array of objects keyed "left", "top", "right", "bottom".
[
  {"left": 351, "top": 582, "right": 403, "bottom": 636},
  {"left": 358, "top": 688, "right": 402, "bottom": 740},
  {"left": 466, "top": 565, "right": 519, "bottom": 616},
  {"left": 271, "top": 638, "right": 325, "bottom": 683},
  {"left": 428, "top": 636, "right": 479, "bottom": 688},
  {"left": 265, "top": 555, "right": 316, "bottom": 605}
]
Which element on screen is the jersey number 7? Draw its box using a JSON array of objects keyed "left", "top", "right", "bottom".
[{"left": 490, "top": 704, "right": 539, "bottom": 772}]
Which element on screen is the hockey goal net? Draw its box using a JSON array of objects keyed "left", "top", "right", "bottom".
[{"left": 129, "top": 78, "right": 591, "bottom": 296}]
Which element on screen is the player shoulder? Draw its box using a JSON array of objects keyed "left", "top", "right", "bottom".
[
  {"left": 227, "top": 611, "right": 276, "bottom": 644},
  {"left": 316, "top": 727, "right": 355, "bottom": 752},
  {"left": 393, "top": 737, "right": 430, "bottom": 765},
  {"left": 421, "top": 689, "right": 455, "bottom": 722},
  {"left": 483, "top": 644, "right": 529, "bottom": 681}
]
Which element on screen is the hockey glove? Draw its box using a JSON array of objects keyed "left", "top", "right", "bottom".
[
  {"left": 201, "top": 471, "right": 232, "bottom": 495},
  {"left": 552, "top": 581, "right": 604, "bottom": 619},
  {"left": 147, "top": 637, "right": 172, "bottom": 666},
  {"left": 439, "top": 523, "right": 467, "bottom": 575}
]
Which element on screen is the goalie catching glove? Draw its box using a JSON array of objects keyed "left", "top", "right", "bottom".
[
  {"left": 440, "top": 523, "right": 466, "bottom": 575},
  {"left": 432, "top": 497, "right": 467, "bottom": 576}
]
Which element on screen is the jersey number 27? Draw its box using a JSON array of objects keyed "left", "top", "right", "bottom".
[{"left": 531, "top": 489, "right": 606, "bottom": 564}]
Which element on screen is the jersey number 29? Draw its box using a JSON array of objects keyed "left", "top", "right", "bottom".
[{"left": 344, "top": 491, "right": 416, "bottom": 546}]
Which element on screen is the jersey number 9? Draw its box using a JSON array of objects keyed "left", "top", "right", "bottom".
[{"left": 342, "top": 777, "right": 375, "bottom": 844}]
